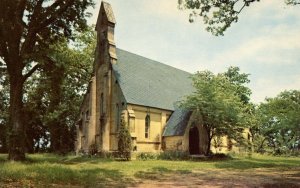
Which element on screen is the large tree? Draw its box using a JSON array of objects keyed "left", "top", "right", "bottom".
[
  {"left": 0, "top": 0, "right": 94, "bottom": 160},
  {"left": 180, "top": 68, "right": 251, "bottom": 155},
  {"left": 22, "top": 27, "right": 95, "bottom": 153},
  {"left": 178, "top": 0, "right": 300, "bottom": 36}
]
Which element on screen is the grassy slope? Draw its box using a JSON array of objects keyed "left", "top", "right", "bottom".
[{"left": 0, "top": 154, "right": 299, "bottom": 187}]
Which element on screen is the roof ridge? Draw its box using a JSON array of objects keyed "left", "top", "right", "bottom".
[
  {"left": 116, "top": 48, "right": 192, "bottom": 76},
  {"left": 113, "top": 48, "right": 194, "bottom": 111}
]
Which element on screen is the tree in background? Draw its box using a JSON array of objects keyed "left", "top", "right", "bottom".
[
  {"left": 178, "top": 0, "right": 299, "bottom": 36},
  {"left": 0, "top": 64, "right": 9, "bottom": 153},
  {"left": 22, "top": 28, "right": 95, "bottom": 153},
  {"left": 0, "top": 0, "right": 94, "bottom": 160},
  {"left": 223, "top": 66, "right": 251, "bottom": 104},
  {"left": 118, "top": 117, "right": 132, "bottom": 160},
  {"left": 258, "top": 90, "right": 300, "bottom": 155},
  {"left": 180, "top": 67, "right": 251, "bottom": 155}
]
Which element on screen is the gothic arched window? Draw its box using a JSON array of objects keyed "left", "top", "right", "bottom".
[
  {"left": 100, "top": 93, "right": 104, "bottom": 115},
  {"left": 145, "top": 114, "right": 150, "bottom": 138},
  {"left": 116, "top": 104, "right": 120, "bottom": 129}
]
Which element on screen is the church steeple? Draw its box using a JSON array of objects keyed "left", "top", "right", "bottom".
[
  {"left": 95, "top": 1, "right": 117, "bottom": 67},
  {"left": 96, "top": 1, "right": 116, "bottom": 27}
]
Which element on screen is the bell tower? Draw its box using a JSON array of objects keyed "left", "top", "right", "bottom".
[
  {"left": 95, "top": 1, "right": 117, "bottom": 69},
  {"left": 94, "top": 1, "right": 117, "bottom": 151}
]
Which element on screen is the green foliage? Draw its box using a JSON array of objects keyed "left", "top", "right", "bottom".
[
  {"left": 157, "top": 151, "right": 190, "bottom": 160},
  {"left": 21, "top": 27, "right": 95, "bottom": 153},
  {"left": 178, "top": 0, "right": 299, "bottom": 36},
  {"left": 117, "top": 118, "right": 132, "bottom": 160},
  {"left": 223, "top": 66, "right": 251, "bottom": 104},
  {"left": 0, "top": 0, "right": 94, "bottom": 160},
  {"left": 0, "top": 69, "right": 8, "bottom": 153},
  {"left": 257, "top": 90, "right": 300, "bottom": 155},
  {"left": 136, "top": 152, "right": 158, "bottom": 160},
  {"left": 180, "top": 67, "right": 251, "bottom": 155},
  {"left": 0, "top": 27, "right": 96, "bottom": 154},
  {"left": 285, "top": 0, "right": 300, "bottom": 5},
  {"left": 136, "top": 151, "right": 229, "bottom": 161},
  {"left": 252, "top": 134, "right": 268, "bottom": 154},
  {"left": 0, "top": 153, "right": 299, "bottom": 187},
  {"left": 88, "top": 144, "right": 98, "bottom": 156}
]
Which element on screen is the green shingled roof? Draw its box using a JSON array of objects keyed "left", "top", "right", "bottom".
[
  {"left": 113, "top": 49, "right": 194, "bottom": 111},
  {"left": 163, "top": 109, "right": 192, "bottom": 136}
]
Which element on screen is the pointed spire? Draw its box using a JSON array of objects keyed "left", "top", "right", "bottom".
[
  {"left": 96, "top": 1, "right": 116, "bottom": 31},
  {"left": 95, "top": 1, "right": 117, "bottom": 65}
]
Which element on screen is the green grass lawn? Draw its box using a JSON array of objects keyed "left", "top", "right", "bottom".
[{"left": 0, "top": 153, "right": 299, "bottom": 187}]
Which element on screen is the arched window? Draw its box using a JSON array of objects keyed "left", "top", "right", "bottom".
[
  {"left": 116, "top": 104, "right": 120, "bottom": 129},
  {"left": 100, "top": 93, "right": 104, "bottom": 115},
  {"left": 145, "top": 114, "right": 150, "bottom": 138}
]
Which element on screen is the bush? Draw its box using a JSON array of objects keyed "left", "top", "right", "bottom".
[
  {"left": 136, "top": 152, "right": 157, "bottom": 160},
  {"left": 117, "top": 118, "right": 132, "bottom": 160},
  {"left": 157, "top": 151, "right": 189, "bottom": 160},
  {"left": 209, "top": 153, "right": 232, "bottom": 160},
  {"left": 88, "top": 144, "right": 98, "bottom": 156}
]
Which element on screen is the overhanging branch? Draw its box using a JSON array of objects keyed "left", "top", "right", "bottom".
[{"left": 23, "top": 64, "right": 40, "bottom": 80}]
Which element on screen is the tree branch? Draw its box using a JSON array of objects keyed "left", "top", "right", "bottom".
[
  {"left": 20, "top": 0, "right": 73, "bottom": 57},
  {"left": 23, "top": 64, "right": 40, "bottom": 80},
  {"left": 0, "top": 28, "right": 9, "bottom": 62},
  {"left": 38, "top": 0, "right": 74, "bottom": 30},
  {"left": 20, "top": 0, "right": 44, "bottom": 56},
  {"left": 16, "top": 0, "right": 27, "bottom": 22}
]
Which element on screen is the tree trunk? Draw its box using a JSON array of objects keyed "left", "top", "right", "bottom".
[
  {"left": 206, "top": 136, "right": 212, "bottom": 156},
  {"left": 8, "top": 73, "right": 25, "bottom": 161},
  {"left": 205, "top": 126, "right": 212, "bottom": 156}
]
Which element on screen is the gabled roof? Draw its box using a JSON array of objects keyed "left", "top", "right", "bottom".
[
  {"left": 163, "top": 109, "right": 192, "bottom": 136},
  {"left": 112, "top": 49, "right": 194, "bottom": 111}
]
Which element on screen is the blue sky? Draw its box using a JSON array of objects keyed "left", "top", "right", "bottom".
[{"left": 88, "top": 0, "right": 300, "bottom": 104}]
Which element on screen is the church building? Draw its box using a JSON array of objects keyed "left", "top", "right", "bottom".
[{"left": 75, "top": 2, "right": 243, "bottom": 155}]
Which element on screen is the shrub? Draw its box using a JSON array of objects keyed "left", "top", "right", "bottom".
[
  {"left": 136, "top": 152, "right": 157, "bottom": 160},
  {"left": 117, "top": 117, "right": 132, "bottom": 160},
  {"left": 157, "top": 151, "right": 189, "bottom": 160},
  {"left": 88, "top": 144, "right": 98, "bottom": 156}
]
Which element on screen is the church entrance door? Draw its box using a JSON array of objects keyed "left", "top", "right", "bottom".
[{"left": 189, "top": 126, "right": 200, "bottom": 154}]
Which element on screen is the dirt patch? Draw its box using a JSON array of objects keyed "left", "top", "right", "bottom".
[{"left": 131, "top": 167, "right": 300, "bottom": 188}]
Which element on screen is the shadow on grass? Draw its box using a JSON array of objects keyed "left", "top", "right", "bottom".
[
  {"left": 23, "top": 154, "right": 114, "bottom": 165},
  {"left": 0, "top": 154, "right": 138, "bottom": 187},
  {"left": 135, "top": 167, "right": 192, "bottom": 180},
  {"left": 1, "top": 163, "right": 135, "bottom": 187},
  {"left": 215, "top": 157, "right": 300, "bottom": 170},
  {"left": 133, "top": 164, "right": 300, "bottom": 187},
  {"left": 0, "top": 154, "right": 7, "bottom": 162}
]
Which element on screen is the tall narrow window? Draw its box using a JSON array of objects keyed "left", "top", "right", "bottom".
[
  {"left": 128, "top": 110, "right": 136, "bottom": 133},
  {"left": 100, "top": 93, "right": 104, "bottom": 115},
  {"left": 145, "top": 114, "right": 150, "bottom": 138},
  {"left": 116, "top": 104, "right": 120, "bottom": 129},
  {"left": 85, "top": 110, "right": 89, "bottom": 121},
  {"left": 81, "top": 136, "right": 85, "bottom": 149}
]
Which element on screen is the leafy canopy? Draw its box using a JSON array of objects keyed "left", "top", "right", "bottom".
[
  {"left": 180, "top": 67, "right": 251, "bottom": 154},
  {"left": 22, "top": 27, "right": 95, "bottom": 153},
  {"left": 178, "top": 0, "right": 299, "bottom": 36},
  {"left": 0, "top": 0, "right": 94, "bottom": 160},
  {"left": 258, "top": 90, "right": 300, "bottom": 154}
]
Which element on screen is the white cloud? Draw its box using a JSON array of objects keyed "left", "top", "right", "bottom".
[
  {"left": 87, "top": 0, "right": 300, "bottom": 104},
  {"left": 211, "top": 23, "right": 300, "bottom": 66},
  {"left": 251, "top": 75, "right": 300, "bottom": 103},
  {"left": 140, "top": 1, "right": 189, "bottom": 21}
]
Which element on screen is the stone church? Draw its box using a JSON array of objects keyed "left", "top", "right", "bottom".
[{"left": 75, "top": 2, "right": 245, "bottom": 155}]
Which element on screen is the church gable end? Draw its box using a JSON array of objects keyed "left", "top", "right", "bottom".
[{"left": 75, "top": 1, "right": 249, "bottom": 155}]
